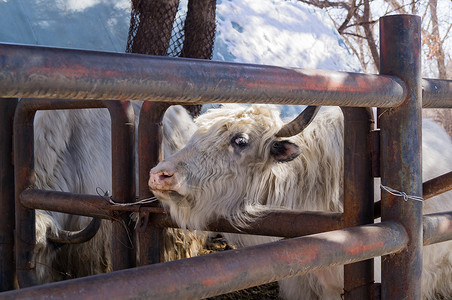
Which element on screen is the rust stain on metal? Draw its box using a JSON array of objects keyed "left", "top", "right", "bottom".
[
  {"left": 27, "top": 65, "right": 120, "bottom": 79},
  {"left": 347, "top": 241, "right": 385, "bottom": 256}
]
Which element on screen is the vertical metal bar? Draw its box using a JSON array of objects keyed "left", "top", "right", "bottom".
[
  {"left": 104, "top": 101, "right": 137, "bottom": 270},
  {"left": 342, "top": 107, "right": 376, "bottom": 299},
  {"left": 0, "top": 98, "right": 18, "bottom": 291},
  {"left": 137, "top": 101, "right": 170, "bottom": 265},
  {"left": 379, "top": 15, "right": 423, "bottom": 299},
  {"left": 13, "top": 99, "right": 108, "bottom": 288},
  {"left": 14, "top": 101, "right": 38, "bottom": 288}
]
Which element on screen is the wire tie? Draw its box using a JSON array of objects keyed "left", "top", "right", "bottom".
[
  {"left": 380, "top": 184, "right": 423, "bottom": 202},
  {"left": 96, "top": 187, "right": 158, "bottom": 206}
]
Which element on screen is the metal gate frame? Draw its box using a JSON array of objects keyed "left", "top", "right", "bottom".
[{"left": 0, "top": 14, "right": 452, "bottom": 299}]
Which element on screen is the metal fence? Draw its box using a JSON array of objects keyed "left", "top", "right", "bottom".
[{"left": 0, "top": 14, "right": 452, "bottom": 299}]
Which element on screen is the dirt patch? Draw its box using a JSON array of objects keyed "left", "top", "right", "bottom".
[
  {"left": 208, "top": 282, "right": 279, "bottom": 300},
  {"left": 200, "top": 235, "right": 280, "bottom": 299}
]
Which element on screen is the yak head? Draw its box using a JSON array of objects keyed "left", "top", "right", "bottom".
[{"left": 148, "top": 105, "right": 319, "bottom": 229}]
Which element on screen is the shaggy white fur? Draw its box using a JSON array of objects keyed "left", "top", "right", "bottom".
[
  {"left": 32, "top": 103, "right": 202, "bottom": 283},
  {"left": 150, "top": 104, "right": 452, "bottom": 300}
]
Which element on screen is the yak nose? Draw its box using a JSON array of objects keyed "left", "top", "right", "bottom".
[{"left": 148, "top": 165, "right": 176, "bottom": 191}]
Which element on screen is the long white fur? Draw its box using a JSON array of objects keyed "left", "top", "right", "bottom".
[
  {"left": 151, "top": 104, "right": 452, "bottom": 300},
  {"left": 32, "top": 103, "right": 202, "bottom": 283}
]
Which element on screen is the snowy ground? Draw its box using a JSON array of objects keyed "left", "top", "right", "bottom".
[
  {"left": 0, "top": 0, "right": 360, "bottom": 117},
  {"left": 213, "top": 0, "right": 360, "bottom": 72},
  {"left": 0, "top": 0, "right": 360, "bottom": 119},
  {"left": 0, "top": 0, "right": 360, "bottom": 69},
  {"left": 0, "top": 0, "right": 130, "bottom": 52}
]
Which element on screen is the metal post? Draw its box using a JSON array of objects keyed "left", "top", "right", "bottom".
[
  {"left": 342, "top": 107, "right": 377, "bottom": 299},
  {"left": 379, "top": 15, "right": 423, "bottom": 299},
  {"left": 0, "top": 98, "right": 18, "bottom": 291},
  {"left": 14, "top": 101, "right": 39, "bottom": 288},
  {"left": 137, "top": 102, "right": 170, "bottom": 264},
  {"left": 104, "top": 101, "right": 137, "bottom": 270},
  {"left": 13, "top": 99, "right": 108, "bottom": 287}
]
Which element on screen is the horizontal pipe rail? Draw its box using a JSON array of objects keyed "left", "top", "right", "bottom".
[
  {"left": 422, "top": 171, "right": 452, "bottom": 199},
  {"left": 19, "top": 188, "right": 452, "bottom": 247},
  {"left": 0, "top": 222, "right": 408, "bottom": 300},
  {"left": 0, "top": 43, "right": 407, "bottom": 107},
  {"left": 20, "top": 189, "right": 343, "bottom": 237},
  {"left": 150, "top": 210, "right": 344, "bottom": 238},
  {"left": 0, "top": 44, "right": 450, "bottom": 108},
  {"left": 19, "top": 189, "right": 164, "bottom": 218},
  {"left": 422, "top": 78, "right": 452, "bottom": 108},
  {"left": 423, "top": 212, "right": 452, "bottom": 246},
  {"left": 11, "top": 99, "right": 107, "bottom": 111}
]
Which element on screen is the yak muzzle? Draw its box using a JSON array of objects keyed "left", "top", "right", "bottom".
[{"left": 148, "top": 169, "right": 176, "bottom": 192}]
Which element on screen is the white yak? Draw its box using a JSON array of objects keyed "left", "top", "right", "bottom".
[
  {"left": 32, "top": 103, "right": 203, "bottom": 283},
  {"left": 149, "top": 104, "right": 452, "bottom": 300}
]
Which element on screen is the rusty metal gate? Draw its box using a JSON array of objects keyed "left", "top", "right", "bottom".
[{"left": 1, "top": 14, "right": 452, "bottom": 299}]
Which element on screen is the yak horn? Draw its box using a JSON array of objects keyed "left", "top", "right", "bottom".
[
  {"left": 276, "top": 106, "right": 320, "bottom": 137},
  {"left": 47, "top": 218, "right": 102, "bottom": 245}
]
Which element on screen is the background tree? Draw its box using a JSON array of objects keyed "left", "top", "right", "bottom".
[
  {"left": 300, "top": 0, "right": 452, "bottom": 134},
  {"left": 127, "top": 0, "right": 216, "bottom": 117}
]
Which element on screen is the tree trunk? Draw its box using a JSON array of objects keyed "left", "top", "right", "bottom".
[
  {"left": 180, "top": 0, "right": 216, "bottom": 59},
  {"left": 429, "top": 0, "right": 447, "bottom": 79},
  {"left": 127, "top": 0, "right": 180, "bottom": 55},
  {"left": 180, "top": 0, "right": 217, "bottom": 117}
]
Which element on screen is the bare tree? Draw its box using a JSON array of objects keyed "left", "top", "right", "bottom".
[
  {"left": 127, "top": 0, "right": 180, "bottom": 56},
  {"left": 299, "top": 0, "right": 451, "bottom": 78},
  {"left": 425, "top": 0, "right": 448, "bottom": 78},
  {"left": 126, "top": 0, "right": 216, "bottom": 117},
  {"left": 419, "top": 0, "right": 452, "bottom": 135},
  {"left": 300, "top": 0, "right": 452, "bottom": 135}
]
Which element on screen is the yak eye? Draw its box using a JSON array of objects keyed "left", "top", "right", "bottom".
[{"left": 231, "top": 133, "right": 249, "bottom": 148}]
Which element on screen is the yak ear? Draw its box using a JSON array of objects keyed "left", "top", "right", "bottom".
[{"left": 270, "top": 140, "right": 301, "bottom": 162}]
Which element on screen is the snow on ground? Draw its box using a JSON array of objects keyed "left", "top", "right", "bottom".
[
  {"left": 0, "top": 0, "right": 359, "bottom": 68},
  {"left": 0, "top": 0, "right": 361, "bottom": 117},
  {"left": 212, "top": 0, "right": 361, "bottom": 117},
  {"left": 0, "top": 0, "right": 131, "bottom": 52},
  {"left": 213, "top": 0, "right": 360, "bottom": 72}
]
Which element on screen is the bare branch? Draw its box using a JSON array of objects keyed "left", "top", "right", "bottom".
[
  {"left": 341, "top": 34, "right": 367, "bottom": 70},
  {"left": 428, "top": 0, "right": 447, "bottom": 78},
  {"left": 441, "top": 23, "right": 452, "bottom": 45},
  {"left": 384, "top": 0, "right": 409, "bottom": 14},
  {"left": 338, "top": 0, "right": 358, "bottom": 34},
  {"left": 411, "top": 0, "right": 416, "bottom": 14},
  {"left": 342, "top": 32, "right": 367, "bottom": 39},
  {"left": 359, "top": 0, "right": 379, "bottom": 71},
  {"left": 347, "top": 19, "right": 379, "bottom": 27},
  {"left": 420, "top": 1, "right": 430, "bottom": 23},
  {"left": 297, "top": 0, "right": 351, "bottom": 10}
]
